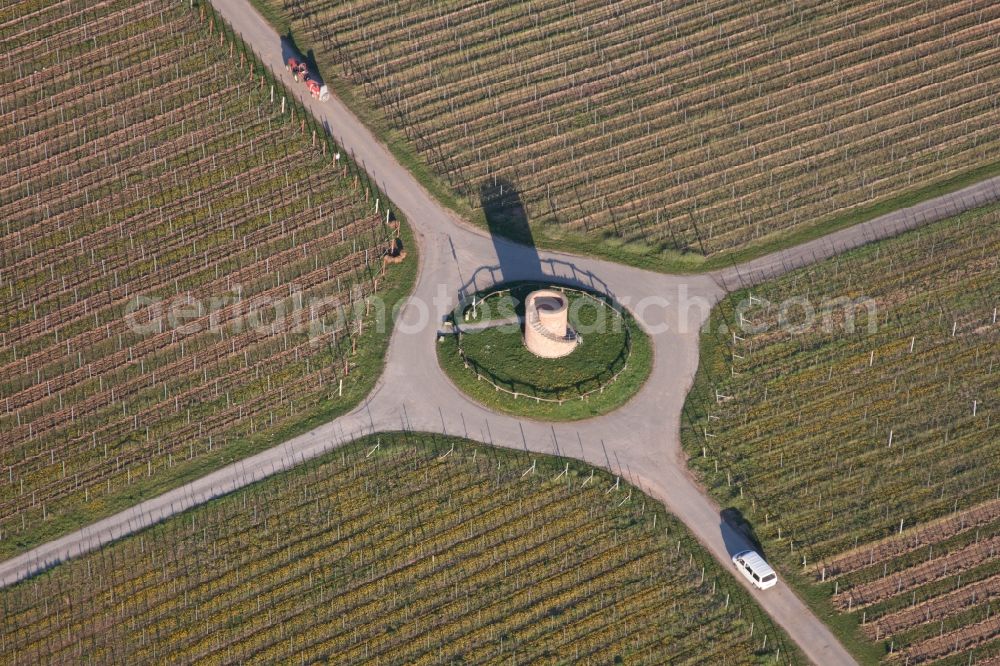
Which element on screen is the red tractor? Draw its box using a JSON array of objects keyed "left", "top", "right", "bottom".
[
  {"left": 287, "top": 57, "right": 308, "bottom": 81},
  {"left": 286, "top": 58, "right": 329, "bottom": 101},
  {"left": 305, "top": 79, "right": 324, "bottom": 99}
]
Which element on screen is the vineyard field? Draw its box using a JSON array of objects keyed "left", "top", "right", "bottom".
[
  {"left": 270, "top": 0, "right": 1000, "bottom": 268},
  {"left": 0, "top": 1, "right": 413, "bottom": 557},
  {"left": 683, "top": 206, "right": 999, "bottom": 663},
  {"left": 0, "top": 433, "right": 801, "bottom": 664}
]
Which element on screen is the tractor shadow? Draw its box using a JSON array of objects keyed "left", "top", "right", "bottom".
[
  {"left": 720, "top": 507, "right": 767, "bottom": 559},
  {"left": 279, "top": 32, "right": 325, "bottom": 86}
]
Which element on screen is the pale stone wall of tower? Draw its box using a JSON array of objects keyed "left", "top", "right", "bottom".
[{"left": 524, "top": 290, "right": 579, "bottom": 358}]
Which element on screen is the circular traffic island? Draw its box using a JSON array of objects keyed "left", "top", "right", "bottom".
[{"left": 437, "top": 282, "right": 652, "bottom": 421}]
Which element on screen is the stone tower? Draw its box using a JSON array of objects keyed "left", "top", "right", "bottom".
[{"left": 524, "top": 289, "right": 580, "bottom": 358}]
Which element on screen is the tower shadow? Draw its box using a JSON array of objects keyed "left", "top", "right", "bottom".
[
  {"left": 448, "top": 178, "right": 619, "bottom": 327},
  {"left": 452, "top": 178, "right": 616, "bottom": 311},
  {"left": 480, "top": 178, "right": 540, "bottom": 279}
]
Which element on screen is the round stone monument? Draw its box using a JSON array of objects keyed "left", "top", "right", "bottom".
[{"left": 524, "top": 289, "right": 580, "bottom": 358}]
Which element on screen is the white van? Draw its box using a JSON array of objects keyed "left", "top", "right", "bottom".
[{"left": 732, "top": 550, "right": 778, "bottom": 590}]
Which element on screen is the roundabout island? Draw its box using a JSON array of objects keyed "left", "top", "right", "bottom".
[{"left": 437, "top": 282, "right": 652, "bottom": 421}]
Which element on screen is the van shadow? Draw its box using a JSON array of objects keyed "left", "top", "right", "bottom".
[
  {"left": 720, "top": 507, "right": 766, "bottom": 559},
  {"left": 279, "top": 32, "right": 324, "bottom": 86}
]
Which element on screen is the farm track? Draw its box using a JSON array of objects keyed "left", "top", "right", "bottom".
[{"left": 3, "top": 0, "right": 1000, "bottom": 664}]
